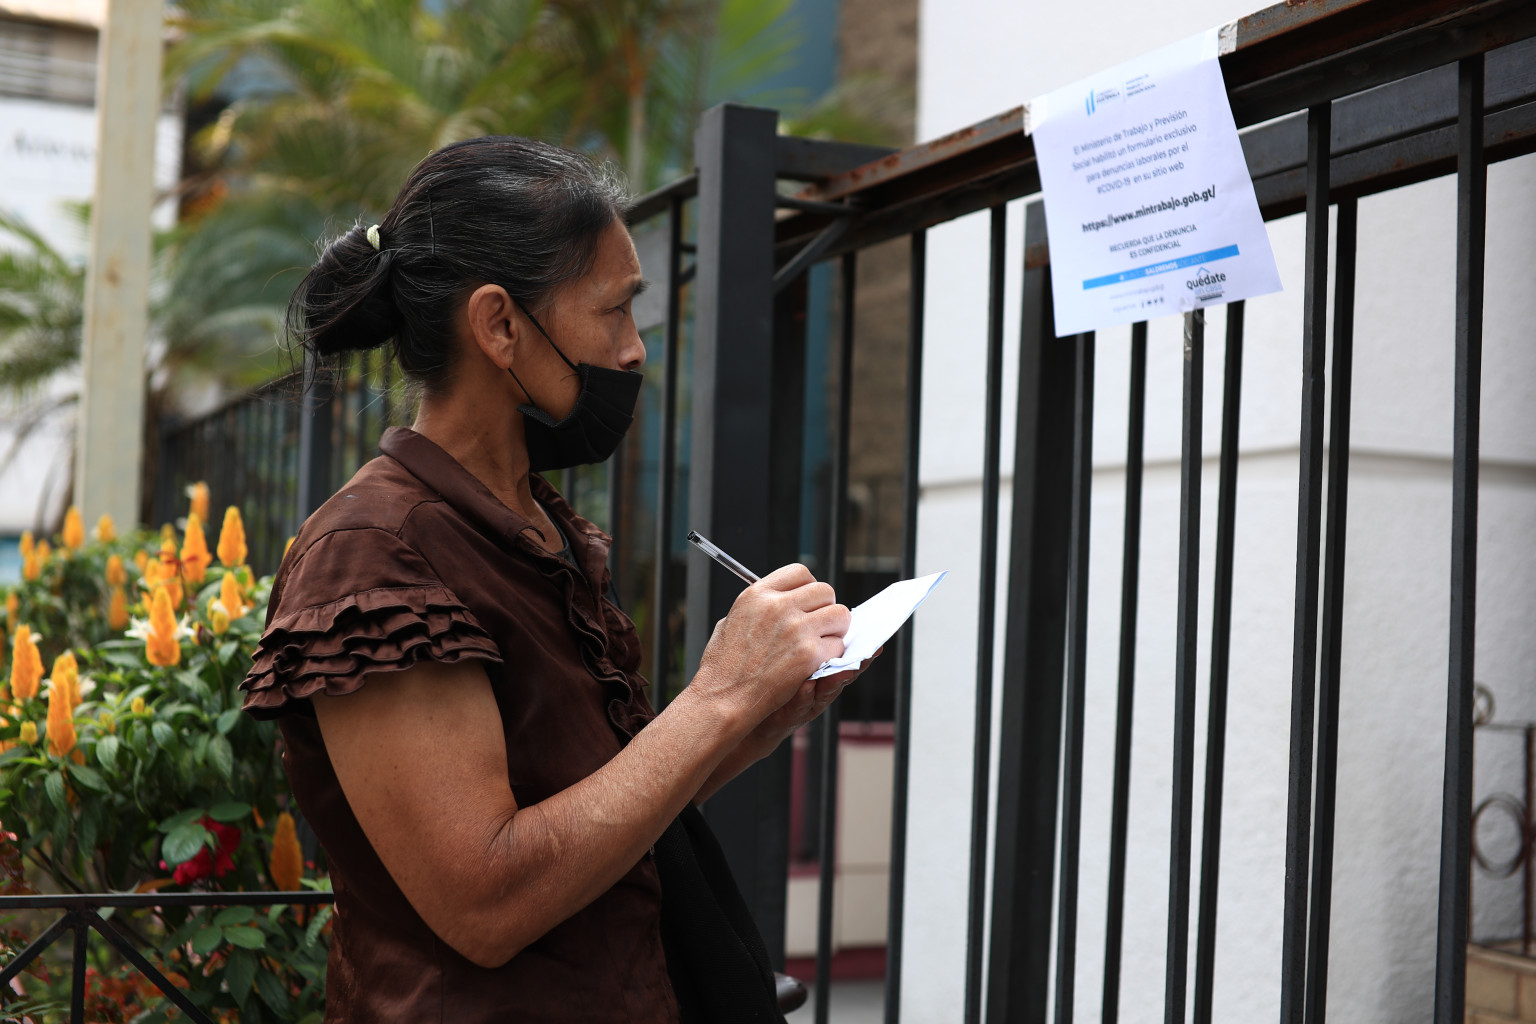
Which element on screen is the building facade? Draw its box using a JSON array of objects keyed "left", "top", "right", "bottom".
[{"left": 902, "top": 1, "right": 1536, "bottom": 1021}]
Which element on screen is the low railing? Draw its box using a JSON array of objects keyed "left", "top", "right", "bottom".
[
  {"left": 1472, "top": 687, "right": 1536, "bottom": 956},
  {"left": 0, "top": 891, "right": 334, "bottom": 1024}
]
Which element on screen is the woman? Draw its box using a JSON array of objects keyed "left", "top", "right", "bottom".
[{"left": 239, "top": 135, "right": 869, "bottom": 1023}]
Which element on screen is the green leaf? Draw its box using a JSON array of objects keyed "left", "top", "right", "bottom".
[
  {"left": 208, "top": 799, "right": 249, "bottom": 822},
  {"left": 218, "top": 641, "right": 239, "bottom": 662},
  {"left": 303, "top": 904, "right": 333, "bottom": 949},
  {"left": 216, "top": 709, "right": 241, "bottom": 735},
  {"left": 101, "top": 651, "right": 144, "bottom": 670},
  {"left": 225, "top": 947, "right": 257, "bottom": 1008},
  {"left": 43, "top": 771, "right": 66, "bottom": 813},
  {"left": 129, "top": 722, "right": 151, "bottom": 760},
  {"left": 176, "top": 670, "right": 210, "bottom": 699},
  {"left": 255, "top": 966, "right": 291, "bottom": 1015},
  {"left": 151, "top": 720, "right": 175, "bottom": 750},
  {"left": 158, "top": 808, "right": 203, "bottom": 833},
  {"left": 223, "top": 925, "right": 266, "bottom": 950},
  {"left": 191, "top": 924, "right": 223, "bottom": 955},
  {"left": 213, "top": 905, "right": 256, "bottom": 927},
  {"left": 78, "top": 802, "right": 100, "bottom": 858},
  {"left": 95, "top": 734, "right": 120, "bottom": 772},
  {"left": 66, "top": 762, "right": 109, "bottom": 794},
  {"left": 162, "top": 822, "right": 210, "bottom": 865},
  {"left": 207, "top": 734, "right": 234, "bottom": 782}
]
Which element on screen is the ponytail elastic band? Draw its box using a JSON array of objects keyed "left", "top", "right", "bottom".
[{"left": 366, "top": 224, "right": 381, "bottom": 251}]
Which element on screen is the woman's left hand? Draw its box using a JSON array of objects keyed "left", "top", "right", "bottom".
[
  {"left": 735, "top": 649, "right": 882, "bottom": 762},
  {"left": 690, "top": 649, "right": 882, "bottom": 805}
]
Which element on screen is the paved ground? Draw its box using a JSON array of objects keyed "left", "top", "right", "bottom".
[{"left": 785, "top": 979, "right": 887, "bottom": 1023}]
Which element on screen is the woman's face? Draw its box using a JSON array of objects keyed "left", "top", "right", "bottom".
[{"left": 516, "top": 219, "right": 647, "bottom": 419}]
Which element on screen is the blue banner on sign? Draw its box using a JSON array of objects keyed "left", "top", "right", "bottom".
[{"left": 1082, "top": 244, "right": 1241, "bottom": 290}]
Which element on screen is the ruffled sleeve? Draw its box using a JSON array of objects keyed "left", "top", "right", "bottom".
[{"left": 240, "top": 528, "right": 503, "bottom": 719}]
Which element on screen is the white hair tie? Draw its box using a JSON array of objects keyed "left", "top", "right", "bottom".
[{"left": 366, "top": 224, "right": 381, "bottom": 251}]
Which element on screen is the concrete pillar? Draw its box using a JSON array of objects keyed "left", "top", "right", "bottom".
[{"left": 75, "top": 0, "right": 163, "bottom": 528}]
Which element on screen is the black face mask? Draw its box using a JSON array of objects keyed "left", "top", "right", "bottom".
[{"left": 508, "top": 304, "right": 643, "bottom": 473}]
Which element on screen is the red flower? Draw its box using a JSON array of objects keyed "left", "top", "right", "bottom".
[{"left": 160, "top": 817, "right": 241, "bottom": 886}]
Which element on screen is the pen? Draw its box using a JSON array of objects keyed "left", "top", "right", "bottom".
[{"left": 686, "top": 530, "right": 761, "bottom": 585}]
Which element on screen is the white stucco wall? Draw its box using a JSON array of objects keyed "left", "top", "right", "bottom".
[{"left": 902, "top": 2, "right": 1536, "bottom": 1021}]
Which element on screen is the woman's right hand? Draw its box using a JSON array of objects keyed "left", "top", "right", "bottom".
[{"left": 690, "top": 563, "right": 851, "bottom": 733}]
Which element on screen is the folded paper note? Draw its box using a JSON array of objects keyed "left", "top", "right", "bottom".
[{"left": 811, "top": 570, "right": 948, "bottom": 679}]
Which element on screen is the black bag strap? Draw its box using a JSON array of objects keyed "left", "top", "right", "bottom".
[{"left": 654, "top": 804, "right": 785, "bottom": 1024}]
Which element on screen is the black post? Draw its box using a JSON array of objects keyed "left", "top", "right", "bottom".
[
  {"left": 1279, "top": 101, "right": 1331, "bottom": 1024},
  {"left": 1102, "top": 320, "right": 1147, "bottom": 1024},
  {"left": 684, "top": 102, "right": 789, "bottom": 964},
  {"left": 1165, "top": 309, "right": 1205, "bottom": 1024},
  {"left": 1434, "top": 53, "right": 1486, "bottom": 1024},
  {"left": 986, "top": 202, "right": 1076, "bottom": 1024},
  {"left": 1193, "top": 302, "right": 1246, "bottom": 1024},
  {"left": 650, "top": 196, "right": 685, "bottom": 707},
  {"left": 885, "top": 229, "right": 927, "bottom": 1024}
]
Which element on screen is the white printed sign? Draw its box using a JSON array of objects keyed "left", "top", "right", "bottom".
[{"left": 1026, "top": 29, "right": 1281, "bottom": 337}]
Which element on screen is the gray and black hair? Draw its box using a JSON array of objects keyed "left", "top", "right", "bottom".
[{"left": 286, "top": 135, "right": 629, "bottom": 393}]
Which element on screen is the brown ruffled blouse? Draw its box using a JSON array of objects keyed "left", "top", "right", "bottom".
[{"left": 240, "top": 426, "right": 679, "bottom": 1023}]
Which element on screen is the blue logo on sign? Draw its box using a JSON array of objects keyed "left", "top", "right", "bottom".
[{"left": 1086, "top": 90, "right": 1096, "bottom": 116}]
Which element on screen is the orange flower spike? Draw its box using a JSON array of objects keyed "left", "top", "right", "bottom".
[
  {"left": 51, "top": 652, "right": 79, "bottom": 708},
  {"left": 133, "top": 549, "right": 149, "bottom": 572},
  {"left": 219, "top": 572, "right": 245, "bottom": 619},
  {"left": 180, "top": 515, "right": 211, "bottom": 585},
  {"left": 95, "top": 514, "right": 116, "bottom": 544},
  {"left": 216, "top": 507, "right": 247, "bottom": 568},
  {"left": 45, "top": 676, "right": 75, "bottom": 758},
  {"left": 9, "top": 626, "right": 42, "bottom": 700},
  {"left": 17, "top": 532, "right": 32, "bottom": 563},
  {"left": 270, "top": 812, "right": 303, "bottom": 892},
  {"left": 61, "top": 507, "right": 84, "bottom": 552},
  {"left": 187, "top": 482, "right": 210, "bottom": 526},
  {"left": 145, "top": 588, "right": 181, "bottom": 668},
  {"left": 105, "top": 554, "right": 127, "bottom": 588},
  {"left": 107, "top": 586, "right": 129, "bottom": 631}
]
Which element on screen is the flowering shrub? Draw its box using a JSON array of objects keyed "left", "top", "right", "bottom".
[{"left": 0, "top": 493, "right": 329, "bottom": 1023}]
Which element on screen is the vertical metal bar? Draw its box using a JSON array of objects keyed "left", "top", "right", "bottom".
[
  {"left": 684, "top": 101, "right": 787, "bottom": 966},
  {"left": 965, "top": 203, "right": 1008, "bottom": 1024},
  {"left": 651, "top": 196, "right": 684, "bottom": 709},
  {"left": 1193, "top": 301, "right": 1246, "bottom": 1024},
  {"left": 1102, "top": 320, "right": 1147, "bottom": 1024},
  {"left": 607, "top": 422, "right": 626, "bottom": 584},
  {"left": 885, "top": 228, "right": 926, "bottom": 1024},
  {"left": 296, "top": 350, "right": 335, "bottom": 522},
  {"left": 1524, "top": 726, "right": 1533, "bottom": 957},
  {"left": 1434, "top": 53, "right": 1485, "bottom": 1024},
  {"left": 1054, "top": 331, "right": 1095, "bottom": 1024},
  {"left": 1164, "top": 309, "right": 1205, "bottom": 1024},
  {"left": 1280, "top": 101, "right": 1331, "bottom": 1024},
  {"left": 356, "top": 348, "right": 371, "bottom": 470},
  {"left": 988, "top": 202, "right": 1075, "bottom": 1024},
  {"left": 1303, "top": 199, "right": 1357, "bottom": 1024},
  {"left": 70, "top": 912, "right": 86, "bottom": 1024},
  {"left": 814, "top": 251, "right": 857, "bottom": 1024}
]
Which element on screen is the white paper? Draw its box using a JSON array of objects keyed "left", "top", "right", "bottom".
[
  {"left": 1026, "top": 29, "right": 1281, "bottom": 336},
  {"left": 810, "top": 570, "right": 948, "bottom": 680}
]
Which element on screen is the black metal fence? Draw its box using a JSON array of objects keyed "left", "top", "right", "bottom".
[
  {"left": 0, "top": 891, "right": 333, "bottom": 1024},
  {"left": 113, "top": 1, "right": 1536, "bottom": 1022}
]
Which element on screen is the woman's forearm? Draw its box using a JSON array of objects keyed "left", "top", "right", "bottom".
[{"left": 472, "top": 686, "right": 745, "bottom": 960}]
